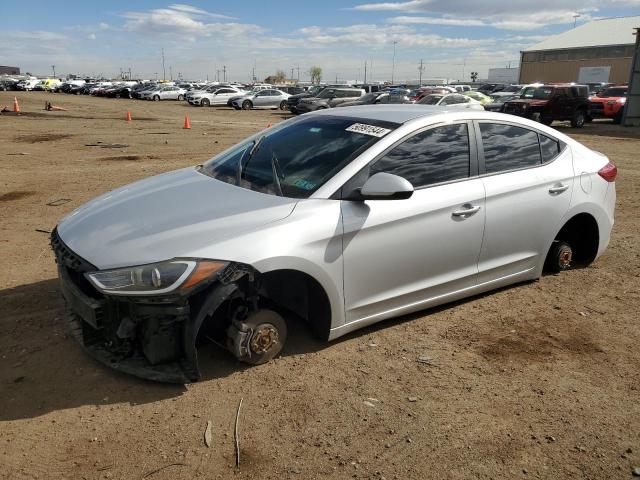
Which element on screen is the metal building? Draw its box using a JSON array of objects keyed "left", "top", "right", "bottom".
[
  {"left": 519, "top": 16, "right": 639, "bottom": 84},
  {"left": 0, "top": 66, "right": 21, "bottom": 75}
]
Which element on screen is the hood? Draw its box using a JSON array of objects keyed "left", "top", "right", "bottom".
[
  {"left": 290, "top": 92, "right": 313, "bottom": 100},
  {"left": 57, "top": 168, "right": 298, "bottom": 269}
]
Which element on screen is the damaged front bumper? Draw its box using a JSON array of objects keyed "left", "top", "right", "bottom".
[{"left": 51, "top": 229, "right": 241, "bottom": 383}]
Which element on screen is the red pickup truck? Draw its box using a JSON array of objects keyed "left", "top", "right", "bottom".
[{"left": 588, "top": 85, "right": 627, "bottom": 123}]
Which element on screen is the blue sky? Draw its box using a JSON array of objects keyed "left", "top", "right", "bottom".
[{"left": 2, "top": 1, "right": 639, "bottom": 82}]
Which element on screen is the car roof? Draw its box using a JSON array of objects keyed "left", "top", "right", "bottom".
[{"left": 310, "top": 105, "right": 468, "bottom": 124}]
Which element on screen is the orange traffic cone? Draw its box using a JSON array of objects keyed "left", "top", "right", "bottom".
[
  {"left": 125, "top": 111, "right": 132, "bottom": 122},
  {"left": 183, "top": 114, "right": 191, "bottom": 129},
  {"left": 13, "top": 97, "right": 20, "bottom": 113}
]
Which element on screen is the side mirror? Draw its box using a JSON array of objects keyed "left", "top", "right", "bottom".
[{"left": 357, "top": 172, "right": 414, "bottom": 200}]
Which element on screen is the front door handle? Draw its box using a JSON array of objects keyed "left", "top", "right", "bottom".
[
  {"left": 452, "top": 204, "right": 481, "bottom": 217},
  {"left": 549, "top": 183, "right": 570, "bottom": 194}
]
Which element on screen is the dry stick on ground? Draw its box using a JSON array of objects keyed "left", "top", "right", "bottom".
[
  {"left": 235, "top": 398, "right": 244, "bottom": 468},
  {"left": 141, "top": 462, "right": 187, "bottom": 478}
]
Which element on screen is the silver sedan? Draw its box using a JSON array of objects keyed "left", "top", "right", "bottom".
[
  {"left": 231, "top": 89, "right": 290, "bottom": 110},
  {"left": 52, "top": 106, "right": 616, "bottom": 382}
]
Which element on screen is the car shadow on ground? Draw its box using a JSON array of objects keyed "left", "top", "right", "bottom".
[
  {"left": 0, "top": 274, "right": 543, "bottom": 420},
  {"left": 0, "top": 279, "right": 186, "bottom": 421}
]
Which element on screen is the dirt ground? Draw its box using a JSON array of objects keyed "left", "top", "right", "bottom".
[{"left": 0, "top": 92, "right": 639, "bottom": 480}]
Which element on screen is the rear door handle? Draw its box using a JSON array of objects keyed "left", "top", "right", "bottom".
[
  {"left": 549, "top": 183, "right": 570, "bottom": 194},
  {"left": 452, "top": 204, "right": 481, "bottom": 217}
]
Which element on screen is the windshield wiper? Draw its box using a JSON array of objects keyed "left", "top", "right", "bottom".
[
  {"left": 237, "top": 135, "right": 265, "bottom": 185},
  {"left": 270, "top": 150, "right": 285, "bottom": 197}
]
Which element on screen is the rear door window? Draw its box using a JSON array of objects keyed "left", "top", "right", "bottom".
[{"left": 480, "top": 123, "right": 542, "bottom": 173}]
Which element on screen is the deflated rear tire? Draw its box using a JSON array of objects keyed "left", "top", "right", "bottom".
[{"left": 545, "top": 241, "right": 573, "bottom": 273}]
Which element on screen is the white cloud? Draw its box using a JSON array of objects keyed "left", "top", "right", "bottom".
[
  {"left": 354, "top": 0, "right": 636, "bottom": 30},
  {"left": 297, "top": 24, "right": 494, "bottom": 48},
  {"left": 122, "top": 4, "right": 262, "bottom": 38},
  {"left": 88, "top": 33, "right": 96, "bottom": 40}
]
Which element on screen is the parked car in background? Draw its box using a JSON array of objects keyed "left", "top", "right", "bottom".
[
  {"left": 462, "top": 91, "right": 493, "bottom": 105},
  {"left": 586, "top": 82, "right": 613, "bottom": 95},
  {"left": 286, "top": 85, "right": 326, "bottom": 113},
  {"left": 502, "top": 84, "right": 590, "bottom": 127},
  {"left": 478, "top": 83, "right": 507, "bottom": 94},
  {"left": 452, "top": 85, "right": 472, "bottom": 92},
  {"left": 275, "top": 85, "right": 306, "bottom": 95},
  {"left": 417, "top": 93, "right": 485, "bottom": 110},
  {"left": 189, "top": 86, "right": 246, "bottom": 106},
  {"left": 295, "top": 87, "right": 365, "bottom": 114},
  {"left": 0, "top": 79, "right": 19, "bottom": 91},
  {"left": 51, "top": 105, "right": 616, "bottom": 382},
  {"left": 337, "top": 92, "right": 411, "bottom": 107},
  {"left": 354, "top": 84, "right": 382, "bottom": 93},
  {"left": 484, "top": 94, "right": 519, "bottom": 112},
  {"left": 588, "top": 85, "right": 628, "bottom": 123},
  {"left": 33, "top": 78, "right": 62, "bottom": 91},
  {"left": 490, "top": 85, "right": 523, "bottom": 98},
  {"left": 104, "top": 84, "right": 137, "bottom": 98},
  {"left": 415, "top": 87, "right": 453, "bottom": 102},
  {"left": 231, "top": 89, "right": 291, "bottom": 110},
  {"left": 16, "top": 78, "right": 40, "bottom": 91},
  {"left": 141, "top": 85, "right": 187, "bottom": 101}
]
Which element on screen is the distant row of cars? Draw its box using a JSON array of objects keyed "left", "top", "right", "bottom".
[{"left": 6, "top": 75, "right": 628, "bottom": 126}]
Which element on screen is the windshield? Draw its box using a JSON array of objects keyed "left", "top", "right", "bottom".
[
  {"left": 598, "top": 88, "right": 627, "bottom": 97},
  {"left": 418, "top": 94, "right": 443, "bottom": 105},
  {"left": 360, "top": 93, "right": 378, "bottom": 102},
  {"left": 200, "top": 116, "right": 398, "bottom": 198},
  {"left": 503, "top": 85, "right": 521, "bottom": 92},
  {"left": 491, "top": 95, "right": 515, "bottom": 104},
  {"left": 521, "top": 87, "right": 553, "bottom": 99},
  {"left": 316, "top": 89, "right": 335, "bottom": 99}
]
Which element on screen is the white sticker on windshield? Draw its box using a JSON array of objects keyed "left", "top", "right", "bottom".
[{"left": 345, "top": 123, "right": 391, "bottom": 137}]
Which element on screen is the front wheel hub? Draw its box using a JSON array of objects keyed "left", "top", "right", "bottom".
[{"left": 250, "top": 324, "right": 279, "bottom": 354}]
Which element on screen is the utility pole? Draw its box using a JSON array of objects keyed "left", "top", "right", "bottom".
[
  {"left": 169, "top": 66, "right": 173, "bottom": 81},
  {"left": 252, "top": 59, "right": 256, "bottom": 83},
  {"left": 128, "top": 67, "right": 132, "bottom": 80},
  {"left": 223, "top": 65, "right": 227, "bottom": 82},
  {"left": 573, "top": 14, "right": 581, "bottom": 28},
  {"left": 391, "top": 41, "right": 397, "bottom": 84},
  {"left": 335, "top": 73, "right": 338, "bottom": 83},
  {"left": 161, "top": 48, "right": 166, "bottom": 80},
  {"left": 216, "top": 70, "right": 220, "bottom": 82},
  {"left": 296, "top": 64, "right": 300, "bottom": 82},
  {"left": 364, "top": 61, "right": 367, "bottom": 84},
  {"left": 51, "top": 65, "right": 56, "bottom": 77},
  {"left": 291, "top": 67, "right": 294, "bottom": 81},
  {"left": 418, "top": 59, "right": 425, "bottom": 85}
]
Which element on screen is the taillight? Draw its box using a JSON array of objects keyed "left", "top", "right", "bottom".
[{"left": 598, "top": 162, "right": 617, "bottom": 182}]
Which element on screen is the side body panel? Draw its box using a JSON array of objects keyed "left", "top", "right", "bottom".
[{"left": 476, "top": 125, "right": 575, "bottom": 283}]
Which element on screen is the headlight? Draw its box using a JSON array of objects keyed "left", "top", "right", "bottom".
[{"left": 86, "top": 259, "right": 227, "bottom": 296}]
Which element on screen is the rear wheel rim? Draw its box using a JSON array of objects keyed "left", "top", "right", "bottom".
[{"left": 558, "top": 245, "right": 573, "bottom": 269}]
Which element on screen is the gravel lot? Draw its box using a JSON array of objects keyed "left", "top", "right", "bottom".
[{"left": 1, "top": 92, "right": 639, "bottom": 480}]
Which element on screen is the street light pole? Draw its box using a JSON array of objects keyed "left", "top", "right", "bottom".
[
  {"left": 573, "top": 14, "right": 581, "bottom": 28},
  {"left": 161, "top": 48, "right": 166, "bottom": 81},
  {"left": 391, "top": 41, "right": 398, "bottom": 84}
]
